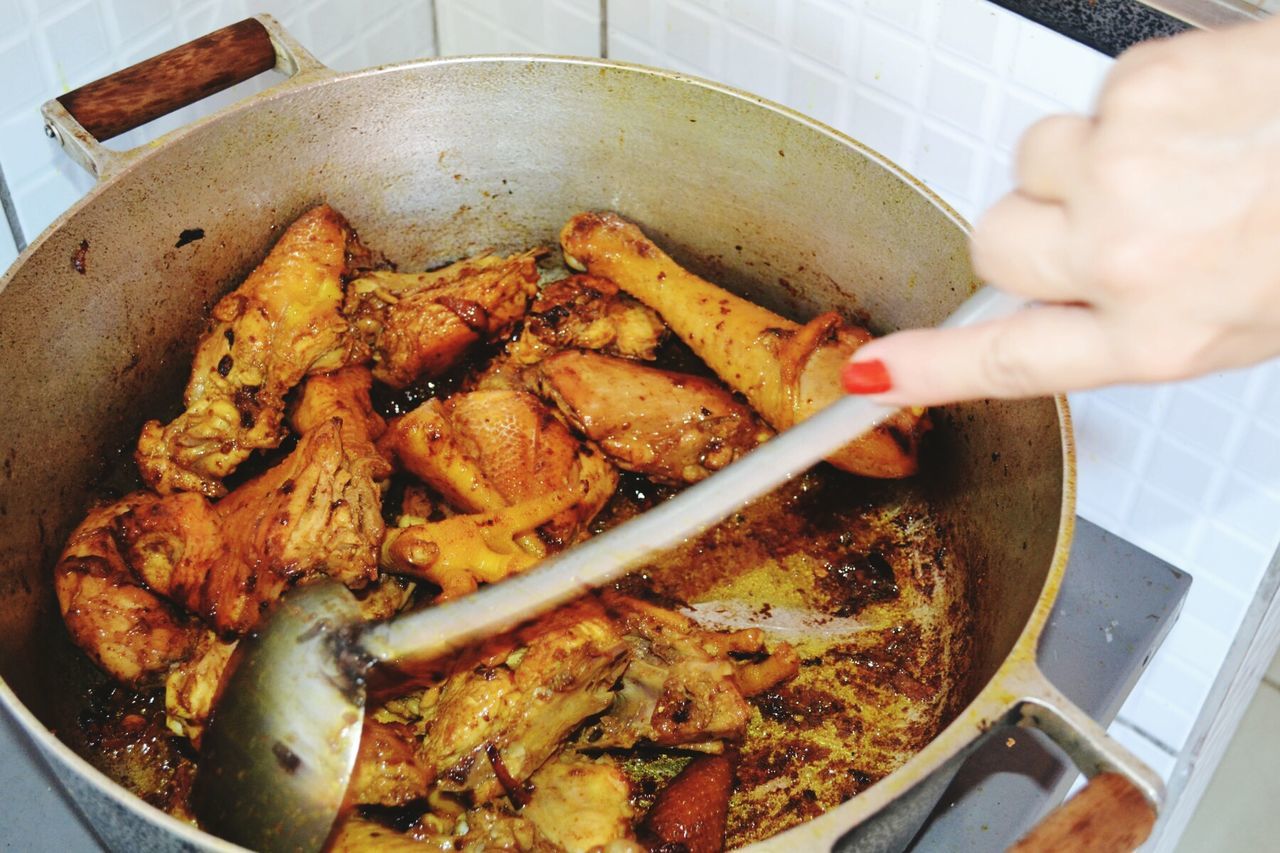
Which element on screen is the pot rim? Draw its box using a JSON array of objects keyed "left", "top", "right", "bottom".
[{"left": 1, "top": 51, "right": 1077, "bottom": 851}]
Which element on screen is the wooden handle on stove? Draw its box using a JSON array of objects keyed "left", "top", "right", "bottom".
[
  {"left": 56, "top": 18, "right": 277, "bottom": 141},
  {"left": 1009, "top": 771, "right": 1157, "bottom": 853}
]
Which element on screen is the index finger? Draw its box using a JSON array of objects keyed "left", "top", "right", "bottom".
[{"left": 1016, "top": 114, "right": 1092, "bottom": 202}]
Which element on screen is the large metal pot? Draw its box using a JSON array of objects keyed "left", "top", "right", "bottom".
[{"left": 0, "top": 16, "right": 1159, "bottom": 852}]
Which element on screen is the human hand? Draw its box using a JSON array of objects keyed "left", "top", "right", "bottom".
[{"left": 842, "top": 16, "right": 1280, "bottom": 407}]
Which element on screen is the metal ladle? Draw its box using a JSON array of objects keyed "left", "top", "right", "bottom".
[{"left": 191, "top": 287, "right": 1024, "bottom": 852}]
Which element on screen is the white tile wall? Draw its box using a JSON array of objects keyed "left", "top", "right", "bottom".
[
  {"left": 435, "top": 0, "right": 600, "bottom": 55},
  {"left": 0, "top": 0, "right": 437, "bottom": 253},
  {"left": 5, "top": 0, "right": 1280, "bottom": 833},
  {"left": 605, "top": 0, "right": 1280, "bottom": 780}
]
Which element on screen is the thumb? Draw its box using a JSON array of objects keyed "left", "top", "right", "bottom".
[{"left": 842, "top": 303, "right": 1117, "bottom": 407}]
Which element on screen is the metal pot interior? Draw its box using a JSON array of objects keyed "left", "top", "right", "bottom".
[{"left": 0, "top": 57, "right": 1069, "bottom": 845}]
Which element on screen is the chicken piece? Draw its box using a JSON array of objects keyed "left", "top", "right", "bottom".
[
  {"left": 53, "top": 497, "right": 202, "bottom": 686},
  {"left": 289, "top": 365, "right": 393, "bottom": 481},
  {"left": 582, "top": 592, "right": 798, "bottom": 751},
  {"left": 381, "top": 486, "right": 583, "bottom": 601},
  {"left": 559, "top": 211, "right": 930, "bottom": 478},
  {"left": 380, "top": 389, "right": 618, "bottom": 551},
  {"left": 639, "top": 754, "right": 734, "bottom": 853},
  {"left": 117, "top": 417, "right": 385, "bottom": 635},
  {"left": 419, "top": 598, "right": 629, "bottom": 805},
  {"left": 164, "top": 576, "right": 413, "bottom": 744},
  {"left": 137, "top": 205, "right": 375, "bottom": 496},
  {"left": 527, "top": 350, "right": 772, "bottom": 486},
  {"left": 346, "top": 250, "right": 542, "bottom": 388},
  {"left": 522, "top": 752, "right": 638, "bottom": 853},
  {"left": 454, "top": 807, "right": 549, "bottom": 852},
  {"left": 379, "top": 398, "right": 507, "bottom": 516},
  {"left": 163, "top": 630, "right": 236, "bottom": 744},
  {"left": 350, "top": 720, "right": 433, "bottom": 807},
  {"left": 507, "top": 274, "right": 668, "bottom": 365}
]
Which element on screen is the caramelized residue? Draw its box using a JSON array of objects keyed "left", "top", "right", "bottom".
[{"left": 598, "top": 468, "right": 972, "bottom": 847}]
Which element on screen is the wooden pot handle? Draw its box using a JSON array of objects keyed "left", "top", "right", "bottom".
[
  {"left": 56, "top": 18, "right": 277, "bottom": 142},
  {"left": 1009, "top": 771, "right": 1158, "bottom": 853}
]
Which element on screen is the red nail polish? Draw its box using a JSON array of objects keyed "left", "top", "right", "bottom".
[{"left": 842, "top": 359, "right": 892, "bottom": 394}]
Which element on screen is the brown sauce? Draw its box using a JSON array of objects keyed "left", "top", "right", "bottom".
[{"left": 597, "top": 468, "right": 972, "bottom": 847}]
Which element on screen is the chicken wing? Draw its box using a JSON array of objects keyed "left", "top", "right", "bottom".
[
  {"left": 345, "top": 250, "right": 542, "bottom": 388},
  {"left": 559, "top": 211, "right": 930, "bottom": 478},
  {"left": 507, "top": 274, "right": 668, "bottom": 365},
  {"left": 137, "top": 205, "right": 375, "bottom": 496},
  {"left": 527, "top": 350, "right": 772, "bottom": 485},
  {"left": 53, "top": 497, "right": 202, "bottom": 686}
]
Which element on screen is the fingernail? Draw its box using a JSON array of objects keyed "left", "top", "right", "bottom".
[{"left": 842, "top": 359, "right": 892, "bottom": 394}]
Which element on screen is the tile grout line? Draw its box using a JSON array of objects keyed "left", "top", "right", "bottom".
[
  {"left": 0, "top": 160, "right": 24, "bottom": 254},
  {"left": 599, "top": 0, "right": 608, "bottom": 58},
  {"left": 428, "top": 0, "right": 441, "bottom": 57},
  {"left": 1114, "top": 717, "right": 1181, "bottom": 756}
]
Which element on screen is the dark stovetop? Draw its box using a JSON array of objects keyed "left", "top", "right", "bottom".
[
  {"left": 988, "top": 0, "right": 1191, "bottom": 56},
  {"left": 0, "top": 518, "right": 1188, "bottom": 852}
]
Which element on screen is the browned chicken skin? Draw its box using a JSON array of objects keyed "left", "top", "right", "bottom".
[
  {"left": 507, "top": 273, "right": 669, "bottom": 365},
  {"left": 559, "top": 211, "right": 930, "bottom": 478},
  {"left": 117, "top": 418, "right": 384, "bottom": 635},
  {"left": 438, "top": 390, "right": 599, "bottom": 538},
  {"left": 53, "top": 497, "right": 202, "bottom": 686},
  {"left": 289, "top": 365, "right": 392, "bottom": 480},
  {"left": 527, "top": 350, "right": 772, "bottom": 486},
  {"left": 583, "top": 591, "right": 799, "bottom": 751},
  {"left": 136, "top": 205, "right": 375, "bottom": 497},
  {"left": 521, "top": 752, "right": 638, "bottom": 852},
  {"left": 639, "top": 753, "right": 735, "bottom": 853},
  {"left": 378, "top": 388, "right": 618, "bottom": 598},
  {"left": 346, "top": 250, "right": 542, "bottom": 388},
  {"left": 418, "top": 598, "right": 629, "bottom": 805}
]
